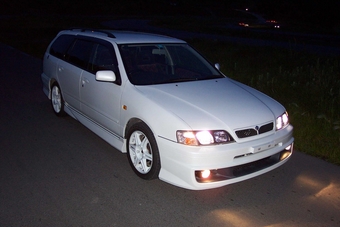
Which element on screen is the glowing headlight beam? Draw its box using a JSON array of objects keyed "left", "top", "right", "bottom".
[
  {"left": 276, "top": 112, "right": 289, "bottom": 130},
  {"left": 176, "top": 130, "right": 234, "bottom": 146},
  {"left": 196, "top": 131, "right": 214, "bottom": 145}
]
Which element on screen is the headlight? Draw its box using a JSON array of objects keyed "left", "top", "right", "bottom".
[
  {"left": 196, "top": 131, "right": 214, "bottom": 145},
  {"left": 176, "top": 130, "right": 234, "bottom": 146},
  {"left": 276, "top": 112, "right": 289, "bottom": 130}
]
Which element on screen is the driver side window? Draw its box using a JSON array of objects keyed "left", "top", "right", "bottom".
[
  {"left": 90, "top": 44, "right": 116, "bottom": 73},
  {"left": 89, "top": 43, "right": 121, "bottom": 85}
]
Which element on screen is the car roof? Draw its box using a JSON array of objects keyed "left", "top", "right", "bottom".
[{"left": 58, "top": 29, "right": 186, "bottom": 44}]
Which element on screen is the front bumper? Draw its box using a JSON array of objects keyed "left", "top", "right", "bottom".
[
  {"left": 157, "top": 125, "right": 294, "bottom": 190},
  {"left": 195, "top": 145, "right": 292, "bottom": 183}
]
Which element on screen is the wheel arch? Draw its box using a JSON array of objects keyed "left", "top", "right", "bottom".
[
  {"left": 48, "top": 78, "right": 58, "bottom": 99},
  {"left": 125, "top": 118, "right": 146, "bottom": 139},
  {"left": 125, "top": 118, "right": 161, "bottom": 180}
]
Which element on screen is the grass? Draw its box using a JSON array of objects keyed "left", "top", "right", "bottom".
[
  {"left": 1, "top": 2, "right": 339, "bottom": 165},
  {"left": 190, "top": 41, "right": 340, "bottom": 165}
]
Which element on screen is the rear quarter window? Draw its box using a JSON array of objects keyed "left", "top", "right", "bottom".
[{"left": 49, "top": 35, "right": 75, "bottom": 59}]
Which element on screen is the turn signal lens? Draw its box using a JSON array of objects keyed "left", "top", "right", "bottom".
[{"left": 176, "top": 131, "right": 198, "bottom": 145}]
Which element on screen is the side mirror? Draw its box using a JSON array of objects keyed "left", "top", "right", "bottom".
[
  {"left": 96, "top": 70, "right": 116, "bottom": 82},
  {"left": 214, "top": 63, "right": 220, "bottom": 70}
]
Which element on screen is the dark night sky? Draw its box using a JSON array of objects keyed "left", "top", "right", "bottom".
[
  {"left": 2, "top": 0, "right": 338, "bottom": 19},
  {"left": 2, "top": 0, "right": 339, "bottom": 33}
]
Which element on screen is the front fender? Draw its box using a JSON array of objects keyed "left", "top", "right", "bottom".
[{"left": 120, "top": 84, "right": 191, "bottom": 142}]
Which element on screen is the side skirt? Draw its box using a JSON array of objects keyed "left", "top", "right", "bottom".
[{"left": 65, "top": 103, "right": 126, "bottom": 153}]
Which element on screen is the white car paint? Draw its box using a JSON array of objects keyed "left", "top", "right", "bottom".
[
  {"left": 41, "top": 29, "right": 294, "bottom": 190},
  {"left": 134, "top": 78, "right": 283, "bottom": 137}
]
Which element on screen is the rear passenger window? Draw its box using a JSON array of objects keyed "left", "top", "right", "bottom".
[
  {"left": 49, "top": 35, "right": 74, "bottom": 59},
  {"left": 65, "top": 39, "right": 93, "bottom": 69}
]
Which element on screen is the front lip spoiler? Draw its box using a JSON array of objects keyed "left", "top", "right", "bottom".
[{"left": 195, "top": 144, "right": 293, "bottom": 183}]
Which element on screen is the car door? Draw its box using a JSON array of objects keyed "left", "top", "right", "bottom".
[
  {"left": 80, "top": 42, "right": 123, "bottom": 136},
  {"left": 57, "top": 38, "right": 94, "bottom": 111}
]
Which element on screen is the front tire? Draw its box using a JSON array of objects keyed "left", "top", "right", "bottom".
[
  {"left": 51, "top": 83, "right": 66, "bottom": 117},
  {"left": 126, "top": 123, "right": 161, "bottom": 180}
]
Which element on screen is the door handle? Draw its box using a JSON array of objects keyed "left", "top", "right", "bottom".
[{"left": 81, "top": 78, "right": 89, "bottom": 87}]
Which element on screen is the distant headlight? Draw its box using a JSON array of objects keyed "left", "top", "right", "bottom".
[
  {"left": 276, "top": 112, "right": 289, "bottom": 130},
  {"left": 176, "top": 130, "right": 234, "bottom": 146}
]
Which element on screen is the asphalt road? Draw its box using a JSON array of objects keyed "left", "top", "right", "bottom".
[{"left": 1, "top": 43, "right": 340, "bottom": 227}]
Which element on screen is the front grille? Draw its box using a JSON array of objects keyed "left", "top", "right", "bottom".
[{"left": 235, "top": 122, "right": 273, "bottom": 139}]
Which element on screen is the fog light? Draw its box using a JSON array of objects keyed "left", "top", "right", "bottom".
[
  {"left": 285, "top": 145, "right": 292, "bottom": 150},
  {"left": 280, "top": 144, "right": 293, "bottom": 161},
  {"left": 201, "top": 170, "right": 211, "bottom": 179}
]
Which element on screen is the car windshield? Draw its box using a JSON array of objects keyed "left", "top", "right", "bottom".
[{"left": 118, "top": 43, "right": 224, "bottom": 85}]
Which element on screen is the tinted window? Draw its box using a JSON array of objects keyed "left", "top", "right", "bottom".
[
  {"left": 65, "top": 39, "right": 94, "bottom": 69},
  {"left": 89, "top": 44, "right": 117, "bottom": 73},
  {"left": 167, "top": 45, "right": 211, "bottom": 75},
  {"left": 89, "top": 43, "right": 121, "bottom": 85},
  {"left": 49, "top": 35, "right": 74, "bottom": 59},
  {"left": 119, "top": 44, "right": 223, "bottom": 85}
]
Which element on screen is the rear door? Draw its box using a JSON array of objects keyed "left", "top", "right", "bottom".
[{"left": 57, "top": 38, "right": 94, "bottom": 111}]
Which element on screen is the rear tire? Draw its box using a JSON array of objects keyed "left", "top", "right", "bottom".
[
  {"left": 126, "top": 122, "right": 161, "bottom": 180},
  {"left": 51, "top": 83, "right": 66, "bottom": 117}
]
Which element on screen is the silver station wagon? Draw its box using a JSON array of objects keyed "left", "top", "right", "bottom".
[{"left": 41, "top": 29, "right": 294, "bottom": 190}]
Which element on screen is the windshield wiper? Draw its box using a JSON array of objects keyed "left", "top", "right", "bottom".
[{"left": 166, "top": 78, "right": 198, "bottom": 83}]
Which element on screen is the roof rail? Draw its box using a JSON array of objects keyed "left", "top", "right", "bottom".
[{"left": 70, "top": 28, "right": 116, "bottom": 38}]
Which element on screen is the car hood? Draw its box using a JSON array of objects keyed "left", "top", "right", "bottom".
[{"left": 135, "top": 78, "right": 285, "bottom": 131}]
